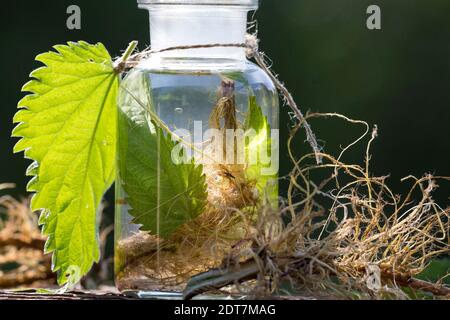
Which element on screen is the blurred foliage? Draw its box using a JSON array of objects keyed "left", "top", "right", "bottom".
[{"left": 419, "top": 258, "right": 450, "bottom": 285}]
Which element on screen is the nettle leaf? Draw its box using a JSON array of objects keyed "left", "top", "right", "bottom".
[
  {"left": 244, "top": 96, "right": 278, "bottom": 205},
  {"left": 118, "top": 74, "right": 207, "bottom": 238},
  {"left": 12, "top": 41, "right": 118, "bottom": 285}
]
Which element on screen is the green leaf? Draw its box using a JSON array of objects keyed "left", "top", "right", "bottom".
[
  {"left": 244, "top": 96, "right": 278, "bottom": 205},
  {"left": 12, "top": 41, "right": 118, "bottom": 285},
  {"left": 118, "top": 72, "right": 208, "bottom": 238},
  {"left": 418, "top": 258, "right": 450, "bottom": 285}
]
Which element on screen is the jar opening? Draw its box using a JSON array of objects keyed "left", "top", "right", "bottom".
[
  {"left": 139, "top": 0, "right": 253, "bottom": 60},
  {"left": 137, "top": 0, "right": 259, "bottom": 10}
]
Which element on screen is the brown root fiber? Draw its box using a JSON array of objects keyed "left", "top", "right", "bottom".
[
  {"left": 183, "top": 114, "right": 450, "bottom": 300},
  {"left": 0, "top": 188, "right": 55, "bottom": 288},
  {"left": 115, "top": 205, "right": 252, "bottom": 292},
  {"left": 204, "top": 78, "right": 257, "bottom": 210}
]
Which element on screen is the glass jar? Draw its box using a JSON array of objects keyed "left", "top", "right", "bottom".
[{"left": 115, "top": 0, "right": 279, "bottom": 297}]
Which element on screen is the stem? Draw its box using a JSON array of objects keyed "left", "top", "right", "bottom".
[
  {"left": 122, "top": 41, "right": 138, "bottom": 62},
  {"left": 114, "top": 41, "right": 138, "bottom": 74}
]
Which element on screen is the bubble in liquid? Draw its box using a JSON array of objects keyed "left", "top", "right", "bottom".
[{"left": 174, "top": 107, "right": 183, "bottom": 114}]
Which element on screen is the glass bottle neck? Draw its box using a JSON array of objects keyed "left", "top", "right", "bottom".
[{"left": 145, "top": 5, "right": 250, "bottom": 60}]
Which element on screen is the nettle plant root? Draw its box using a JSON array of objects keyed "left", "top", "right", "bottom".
[{"left": 184, "top": 115, "right": 450, "bottom": 300}]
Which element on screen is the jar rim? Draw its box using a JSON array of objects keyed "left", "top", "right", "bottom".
[{"left": 137, "top": 0, "right": 259, "bottom": 9}]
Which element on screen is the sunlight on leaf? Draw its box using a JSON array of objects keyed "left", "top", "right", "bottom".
[{"left": 12, "top": 41, "right": 118, "bottom": 285}]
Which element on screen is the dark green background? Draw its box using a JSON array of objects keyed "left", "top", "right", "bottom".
[{"left": 1, "top": 0, "right": 449, "bottom": 205}]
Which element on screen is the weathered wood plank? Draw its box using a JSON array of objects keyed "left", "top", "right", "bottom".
[{"left": 0, "top": 290, "right": 136, "bottom": 300}]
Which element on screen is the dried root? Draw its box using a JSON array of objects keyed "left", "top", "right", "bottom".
[
  {"left": 184, "top": 114, "right": 450, "bottom": 300},
  {"left": 0, "top": 186, "right": 55, "bottom": 288}
]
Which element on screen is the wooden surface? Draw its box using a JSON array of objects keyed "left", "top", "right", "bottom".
[{"left": 0, "top": 289, "right": 136, "bottom": 300}]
